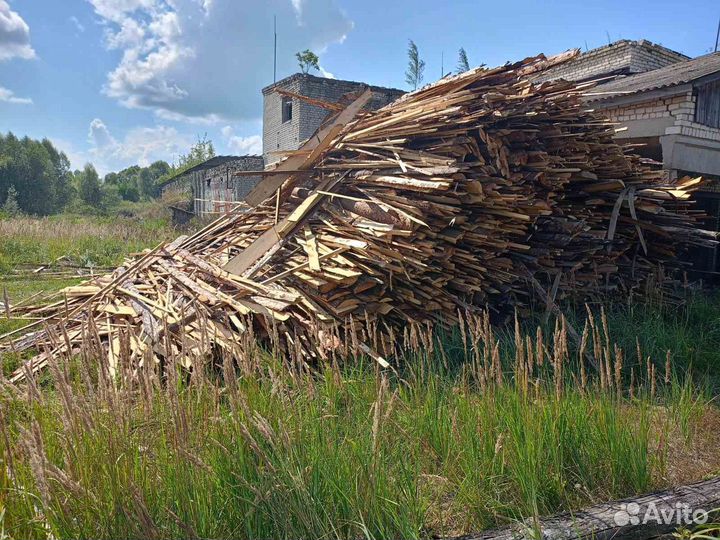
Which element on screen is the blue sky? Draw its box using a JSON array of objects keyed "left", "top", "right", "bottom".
[{"left": 1, "top": 0, "right": 719, "bottom": 176}]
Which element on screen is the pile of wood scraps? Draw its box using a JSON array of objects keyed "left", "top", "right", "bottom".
[{"left": 2, "top": 51, "right": 717, "bottom": 382}]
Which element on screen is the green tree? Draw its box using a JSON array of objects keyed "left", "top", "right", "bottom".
[
  {"left": 104, "top": 172, "right": 120, "bottom": 185},
  {"left": 101, "top": 183, "right": 122, "bottom": 209},
  {"left": 296, "top": 49, "right": 319, "bottom": 74},
  {"left": 148, "top": 160, "right": 171, "bottom": 179},
  {"left": 0, "top": 132, "right": 74, "bottom": 215},
  {"left": 2, "top": 186, "right": 21, "bottom": 216},
  {"left": 117, "top": 183, "right": 140, "bottom": 202},
  {"left": 176, "top": 135, "right": 215, "bottom": 171},
  {"left": 78, "top": 164, "right": 103, "bottom": 208},
  {"left": 138, "top": 168, "right": 156, "bottom": 199},
  {"left": 405, "top": 40, "right": 425, "bottom": 90},
  {"left": 42, "top": 138, "right": 73, "bottom": 208},
  {"left": 457, "top": 47, "right": 470, "bottom": 73},
  {"left": 103, "top": 160, "right": 171, "bottom": 201}
]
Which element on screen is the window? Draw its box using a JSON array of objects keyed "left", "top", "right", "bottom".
[
  {"left": 695, "top": 80, "right": 720, "bottom": 129},
  {"left": 281, "top": 96, "right": 293, "bottom": 123}
]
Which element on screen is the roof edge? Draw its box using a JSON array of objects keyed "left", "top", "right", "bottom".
[
  {"left": 573, "top": 39, "right": 689, "bottom": 63},
  {"left": 585, "top": 51, "right": 720, "bottom": 103},
  {"left": 262, "top": 72, "right": 405, "bottom": 95},
  {"left": 158, "top": 155, "right": 264, "bottom": 188}
]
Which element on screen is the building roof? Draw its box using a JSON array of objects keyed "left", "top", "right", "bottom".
[
  {"left": 262, "top": 72, "right": 404, "bottom": 96},
  {"left": 532, "top": 39, "right": 689, "bottom": 84},
  {"left": 159, "top": 155, "right": 263, "bottom": 188},
  {"left": 588, "top": 52, "right": 720, "bottom": 101}
]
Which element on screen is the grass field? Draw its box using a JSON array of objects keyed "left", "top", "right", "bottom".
[{"left": 1, "top": 215, "right": 719, "bottom": 540}]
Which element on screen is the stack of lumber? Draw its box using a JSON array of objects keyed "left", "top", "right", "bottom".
[{"left": 2, "top": 51, "right": 715, "bottom": 380}]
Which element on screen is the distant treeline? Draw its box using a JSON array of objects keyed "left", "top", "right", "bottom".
[
  {"left": 0, "top": 132, "right": 74, "bottom": 215},
  {"left": 104, "top": 161, "right": 171, "bottom": 202},
  {"left": 1, "top": 131, "right": 217, "bottom": 216},
  {"left": 104, "top": 137, "right": 216, "bottom": 203}
]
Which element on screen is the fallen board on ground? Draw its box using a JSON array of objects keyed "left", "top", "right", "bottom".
[{"left": 446, "top": 476, "right": 720, "bottom": 540}]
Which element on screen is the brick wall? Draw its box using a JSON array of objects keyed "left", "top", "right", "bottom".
[
  {"left": 263, "top": 77, "right": 303, "bottom": 166},
  {"left": 193, "top": 156, "right": 264, "bottom": 216},
  {"left": 602, "top": 95, "right": 680, "bottom": 124},
  {"left": 534, "top": 39, "right": 687, "bottom": 83},
  {"left": 295, "top": 76, "right": 404, "bottom": 143},
  {"left": 601, "top": 91, "right": 720, "bottom": 143},
  {"left": 262, "top": 74, "right": 404, "bottom": 164}
]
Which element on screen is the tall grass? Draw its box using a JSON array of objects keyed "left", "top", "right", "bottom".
[
  {"left": 553, "top": 295, "right": 720, "bottom": 388},
  {"left": 0, "top": 215, "right": 173, "bottom": 272},
  {"left": 0, "top": 308, "right": 715, "bottom": 540}
]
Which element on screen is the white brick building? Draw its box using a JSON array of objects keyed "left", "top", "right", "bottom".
[
  {"left": 261, "top": 74, "right": 404, "bottom": 165},
  {"left": 586, "top": 54, "right": 720, "bottom": 181}
]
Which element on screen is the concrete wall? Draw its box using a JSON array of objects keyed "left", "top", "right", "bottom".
[
  {"left": 160, "top": 156, "right": 265, "bottom": 216},
  {"left": 534, "top": 40, "right": 687, "bottom": 83},
  {"left": 262, "top": 74, "right": 404, "bottom": 165}
]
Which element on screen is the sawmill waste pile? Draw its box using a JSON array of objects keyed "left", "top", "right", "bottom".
[{"left": 2, "top": 52, "right": 716, "bottom": 380}]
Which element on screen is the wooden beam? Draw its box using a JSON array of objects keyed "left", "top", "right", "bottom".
[
  {"left": 274, "top": 88, "right": 345, "bottom": 112},
  {"left": 446, "top": 476, "right": 720, "bottom": 540},
  {"left": 223, "top": 175, "right": 344, "bottom": 277}
]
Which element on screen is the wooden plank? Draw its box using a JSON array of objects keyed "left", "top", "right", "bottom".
[{"left": 303, "top": 226, "right": 321, "bottom": 271}]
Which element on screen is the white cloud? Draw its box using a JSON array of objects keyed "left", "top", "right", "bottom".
[
  {"left": 87, "top": 0, "right": 155, "bottom": 23},
  {"left": 86, "top": 118, "right": 192, "bottom": 175},
  {"left": 0, "top": 0, "right": 35, "bottom": 61},
  {"left": 88, "top": 118, "right": 115, "bottom": 148},
  {"left": 50, "top": 138, "right": 88, "bottom": 172},
  {"left": 319, "top": 65, "right": 335, "bottom": 79},
  {"left": 87, "top": 0, "right": 352, "bottom": 123},
  {"left": 221, "top": 126, "right": 262, "bottom": 155},
  {"left": 0, "top": 85, "right": 31, "bottom": 104},
  {"left": 69, "top": 16, "right": 85, "bottom": 34}
]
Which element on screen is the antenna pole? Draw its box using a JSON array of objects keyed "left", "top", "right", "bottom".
[
  {"left": 715, "top": 16, "right": 720, "bottom": 52},
  {"left": 273, "top": 15, "right": 277, "bottom": 83},
  {"left": 440, "top": 51, "right": 444, "bottom": 78}
]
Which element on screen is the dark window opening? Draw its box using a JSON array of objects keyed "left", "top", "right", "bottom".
[
  {"left": 695, "top": 81, "right": 720, "bottom": 129},
  {"left": 281, "top": 96, "right": 293, "bottom": 123}
]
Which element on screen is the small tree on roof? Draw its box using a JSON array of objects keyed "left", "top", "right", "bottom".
[
  {"left": 405, "top": 40, "right": 425, "bottom": 90},
  {"left": 457, "top": 47, "right": 470, "bottom": 73},
  {"left": 296, "top": 49, "right": 320, "bottom": 74}
]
